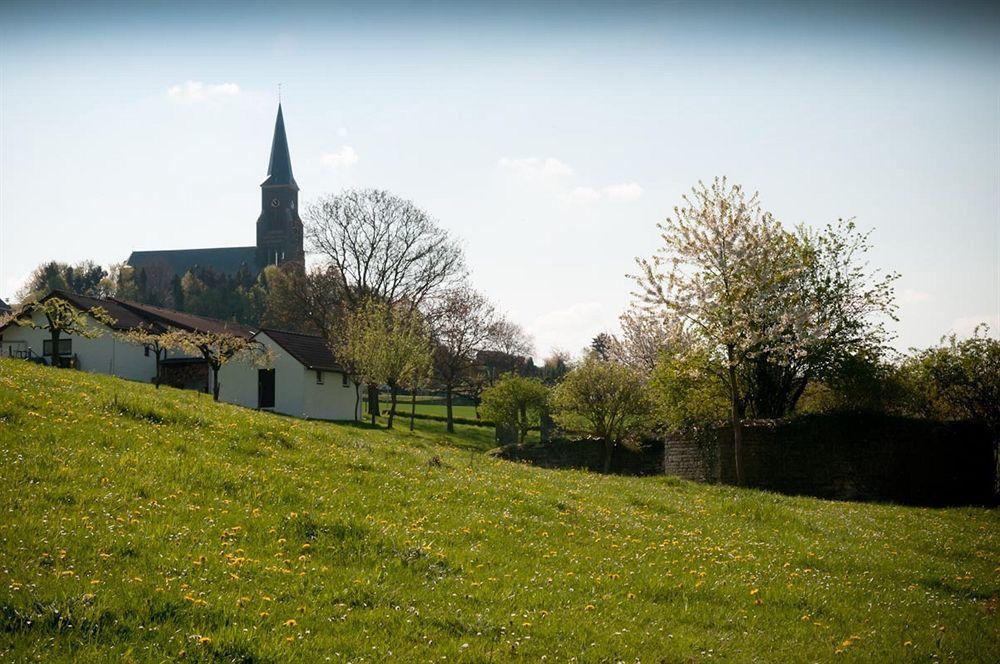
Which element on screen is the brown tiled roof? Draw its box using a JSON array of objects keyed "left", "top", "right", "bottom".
[
  {"left": 111, "top": 299, "right": 255, "bottom": 338},
  {"left": 259, "top": 328, "right": 342, "bottom": 371},
  {"left": 45, "top": 291, "right": 160, "bottom": 332}
]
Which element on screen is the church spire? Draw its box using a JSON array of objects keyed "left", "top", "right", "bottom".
[{"left": 263, "top": 103, "right": 298, "bottom": 190}]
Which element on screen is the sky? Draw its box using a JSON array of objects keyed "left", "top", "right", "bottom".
[{"left": 1, "top": 0, "right": 998, "bottom": 357}]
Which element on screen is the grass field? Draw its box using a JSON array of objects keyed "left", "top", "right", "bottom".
[
  {"left": 1, "top": 358, "right": 997, "bottom": 661},
  {"left": 378, "top": 395, "right": 480, "bottom": 421}
]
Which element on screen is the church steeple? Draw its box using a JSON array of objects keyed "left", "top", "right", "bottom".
[
  {"left": 263, "top": 103, "right": 298, "bottom": 190},
  {"left": 256, "top": 103, "right": 304, "bottom": 268}
]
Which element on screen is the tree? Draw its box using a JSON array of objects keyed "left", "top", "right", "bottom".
[
  {"left": 899, "top": 325, "right": 1000, "bottom": 434},
  {"left": 16, "top": 260, "right": 109, "bottom": 301},
  {"left": 340, "top": 299, "right": 433, "bottom": 429},
  {"left": 305, "top": 188, "right": 466, "bottom": 415},
  {"left": 160, "top": 329, "right": 269, "bottom": 401},
  {"left": 430, "top": 287, "right": 501, "bottom": 433},
  {"left": 608, "top": 307, "right": 680, "bottom": 377},
  {"left": 590, "top": 333, "right": 613, "bottom": 361},
  {"left": 118, "top": 326, "right": 169, "bottom": 387},
  {"left": 539, "top": 349, "right": 571, "bottom": 384},
  {"left": 633, "top": 178, "right": 895, "bottom": 483},
  {"left": 7, "top": 297, "right": 115, "bottom": 367},
  {"left": 551, "top": 357, "right": 652, "bottom": 472},
  {"left": 481, "top": 374, "right": 550, "bottom": 444}
]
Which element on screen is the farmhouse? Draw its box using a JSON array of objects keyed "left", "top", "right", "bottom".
[
  {"left": 0, "top": 291, "right": 360, "bottom": 421},
  {"left": 218, "top": 328, "right": 361, "bottom": 421}
]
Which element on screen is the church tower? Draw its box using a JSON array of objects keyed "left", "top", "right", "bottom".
[{"left": 256, "top": 104, "right": 305, "bottom": 269}]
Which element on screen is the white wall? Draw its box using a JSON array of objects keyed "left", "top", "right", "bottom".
[
  {"left": 217, "top": 332, "right": 360, "bottom": 421},
  {"left": 0, "top": 311, "right": 158, "bottom": 383}
]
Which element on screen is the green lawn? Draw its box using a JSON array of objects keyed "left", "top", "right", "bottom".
[
  {"left": 379, "top": 396, "right": 480, "bottom": 421},
  {"left": 1, "top": 358, "right": 997, "bottom": 661}
]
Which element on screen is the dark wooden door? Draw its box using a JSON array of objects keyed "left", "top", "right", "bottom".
[{"left": 258, "top": 369, "right": 276, "bottom": 409}]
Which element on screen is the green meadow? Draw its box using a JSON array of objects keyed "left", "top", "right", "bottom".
[{"left": 1, "top": 358, "right": 997, "bottom": 662}]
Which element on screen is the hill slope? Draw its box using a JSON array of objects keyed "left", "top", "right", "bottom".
[{"left": 0, "top": 359, "right": 997, "bottom": 662}]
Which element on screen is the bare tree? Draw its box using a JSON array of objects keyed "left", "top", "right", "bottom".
[
  {"left": 305, "top": 188, "right": 466, "bottom": 417},
  {"left": 430, "top": 287, "right": 501, "bottom": 433},
  {"left": 306, "top": 189, "right": 465, "bottom": 309}
]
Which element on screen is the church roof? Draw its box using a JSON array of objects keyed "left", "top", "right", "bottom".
[
  {"left": 262, "top": 104, "right": 298, "bottom": 190},
  {"left": 127, "top": 246, "right": 257, "bottom": 278},
  {"left": 259, "top": 328, "right": 343, "bottom": 371}
]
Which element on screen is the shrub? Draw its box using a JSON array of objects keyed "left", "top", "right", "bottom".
[{"left": 480, "top": 374, "right": 549, "bottom": 444}]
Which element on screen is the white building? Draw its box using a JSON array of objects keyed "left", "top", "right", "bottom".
[
  {"left": 0, "top": 291, "right": 162, "bottom": 382},
  {"left": 218, "top": 328, "right": 361, "bottom": 421},
  {"left": 1, "top": 291, "right": 361, "bottom": 422}
]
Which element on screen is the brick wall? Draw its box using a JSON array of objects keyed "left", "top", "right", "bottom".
[{"left": 664, "top": 414, "right": 997, "bottom": 506}]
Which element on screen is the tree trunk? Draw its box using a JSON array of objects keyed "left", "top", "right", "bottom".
[
  {"left": 367, "top": 384, "right": 381, "bottom": 417},
  {"left": 154, "top": 348, "right": 162, "bottom": 388},
  {"left": 387, "top": 384, "right": 398, "bottom": 429},
  {"left": 49, "top": 329, "right": 61, "bottom": 368},
  {"left": 445, "top": 386, "right": 455, "bottom": 433},
  {"left": 212, "top": 364, "right": 221, "bottom": 401},
  {"left": 353, "top": 382, "right": 361, "bottom": 422},
  {"left": 728, "top": 360, "right": 744, "bottom": 486},
  {"left": 603, "top": 439, "right": 614, "bottom": 474},
  {"left": 518, "top": 403, "right": 527, "bottom": 444},
  {"left": 410, "top": 389, "right": 417, "bottom": 431}
]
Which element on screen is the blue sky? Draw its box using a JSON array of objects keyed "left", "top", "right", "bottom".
[{"left": 1, "top": 1, "right": 997, "bottom": 355}]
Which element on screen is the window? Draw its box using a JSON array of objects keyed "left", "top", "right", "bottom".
[
  {"left": 342, "top": 373, "right": 349, "bottom": 387},
  {"left": 42, "top": 339, "right": 72, "bottom": 357},
  {"left": 144, "top": 346, "right": 150, "bottom": 357},
  {"left": 315, "top": 370, "right": 324, "bottom": 385}
]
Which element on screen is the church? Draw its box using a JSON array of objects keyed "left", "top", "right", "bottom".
[{"left": 127, "top": 104, "right": 305, "bottom": 278}]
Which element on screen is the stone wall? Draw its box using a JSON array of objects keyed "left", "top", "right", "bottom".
[
  {"left": 493, "top": 438, "right": 664, "bottom": 476},
  {"left": 664, "top": 414, "right": 997, "bottom": 506}
]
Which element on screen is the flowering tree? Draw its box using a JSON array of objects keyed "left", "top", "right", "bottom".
[
  {"left": 7, "top": 297, "right": 115, "bottom": 367},
  {"left": 160, "top": 329, "right": 270, "bottom": 401},
  {"left": 118, "top": 326, "right": 168, "bottom": 387},
  {"left": 633, "top": 178, "right": 896, "bottom": 483}
]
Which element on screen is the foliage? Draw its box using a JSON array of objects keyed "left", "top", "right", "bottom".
[
  {"left": 897, "top": 326, "right": 1000, "bottom": 433},
  {"left": 481, "top": 373, "right": 550, "bottom": 444},
  {"left": 16, "top": 260, "right": 110, "bottom": 301},
  {"left": 340, "top": 299, "right": 433, "bottom": 427},
  {"left": 648, "top": 348, "right": 729, "bottom": 433},
  {"left": 551, "top": 357, "right": 652, "bottom": 471},
  {"left": 7, "top": 297, "right": 116, "bottom": 367},
  {"left": 633, "top": 178, "right": 896, "bottom": 481},
  {"left": 0, "top": 359, "right": 997, "bottom": 661},
  {"left": 430, "top": 287, "right": 502, "bottom": 432},
  {"left": 160, "top": 329, "right": 270, "bottom": 401}
]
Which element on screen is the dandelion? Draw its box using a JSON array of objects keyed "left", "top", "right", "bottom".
[{"left": 284, "top": 619, "right": 297, "bottom": 627}]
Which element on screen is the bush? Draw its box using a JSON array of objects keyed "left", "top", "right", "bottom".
[
  {"left": 481, "top": 374, "right": 549, "bottom": 444},
  {"left": 552, "top": 357, "right": 651, "bottom": 472}
]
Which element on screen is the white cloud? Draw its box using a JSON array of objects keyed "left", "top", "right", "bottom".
[
  {"left": 529, "top": 301, "right": 616, "bottom": 357},
  {"left": 336, "top": 126, "right": 350, "bottom": 138},
  {"left": 949, "top": 314, "right": 1000, "bottom": 338},
  {"left": 602, "top": 182, "right": 644, "bottom": 201},
  {"left": 166, "top": 81, "right": 241, "bottom": 103},
  {"left": 562, "top": 186, "right": 602, "bottom": 203},
  {"left": 498, "top": 156, "right": 574, "bottom": 182},
  {"left": 321, "top": 146, "right": 359, "bottom": 169},
  {"left": 898, "top": 288, "right": 933, "bottom": 305}
]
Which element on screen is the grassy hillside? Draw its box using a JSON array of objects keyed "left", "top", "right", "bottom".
[{"left": 0, "top": 359, "right": 997, "bottom": 662}]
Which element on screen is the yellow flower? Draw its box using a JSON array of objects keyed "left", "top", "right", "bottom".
[{"left": 284, "top": 619, "right": 297, "bottom": 627}]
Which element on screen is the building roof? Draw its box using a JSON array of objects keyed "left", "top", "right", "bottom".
[
  {"left": 111, "top": 299, "right": 255, "bottom": 338},
  {"left": 0, "top": 297, "right": 9, "bottom": 312},
  {"left": 262, "top": 104, "right": 298, "bottom": 190},
  {"left": 0, "top": 290, "right": 161, "bottom": 334},
  {"left": 259, "top": 328, "right": 342, "bottom": 371},
  {"left": 127, "top": 246, "right": 258, "bottom": 278}
]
